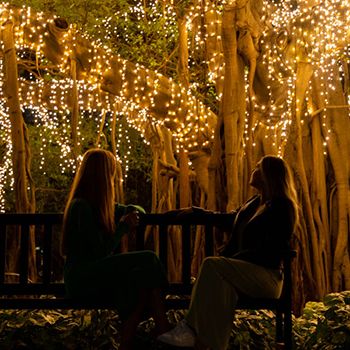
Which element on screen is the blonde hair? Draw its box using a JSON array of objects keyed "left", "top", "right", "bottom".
[
  {"left": 259, "top": 155, "right": 299, "bottom": 232},
  {"left": 61, "top": 149, "right": 116, "bottom": 255}
]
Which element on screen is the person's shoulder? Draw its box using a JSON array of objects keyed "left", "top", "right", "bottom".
[
  {"left": 69, "top": 198, "right": 92, "bottom": 215},
  {"left": 70, "top": 197, "right": 90, "bottom": 207},
  {"left": 267, "top": 197, "right": 293, "bottom": 211},
  {"left": 250, "top": 195, "right": 261, "bottom": 203},
  {"left": 242, "top": 194, "right": 261, "bottom": 209}
]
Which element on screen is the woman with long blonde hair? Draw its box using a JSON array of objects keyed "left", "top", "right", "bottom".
[
  {"left": 158, "top": 155, "right": 299, "bottom": 350},
  {"left": 62, "top": 149, "right": 169, "bottom": 350}
]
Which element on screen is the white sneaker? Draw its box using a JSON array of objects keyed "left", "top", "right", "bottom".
[{"left": 157, "top": 319, "right": 195, "bottom": 347}]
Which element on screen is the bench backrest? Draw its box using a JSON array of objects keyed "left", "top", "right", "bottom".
[
  {"left": 0, "top": 213, "right": 63, "bottom": 295},
  {"left": 137, "top": 212, "right": 234, "bottom": 294},
  {"left": 0, "top": 213, "right": 293, "bottom": 299}
]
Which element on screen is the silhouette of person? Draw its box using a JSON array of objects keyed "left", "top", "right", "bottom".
[
  {"left": 158, "top": 155, "right": 299, "bottom": 350},
  {"left": 62, "top": 148, "right": 170, "bottom": 350}
]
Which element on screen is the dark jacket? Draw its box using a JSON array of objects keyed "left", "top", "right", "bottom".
[
  {"left": 64, "top": 198, "right": 145, "bottom": 266},
  {"left": 221, "top": 195, "right": 294, "bottom": 269}
]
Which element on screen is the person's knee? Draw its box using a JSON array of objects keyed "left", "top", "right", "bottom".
[
  {"left": 201, "top": 256, "right": 219, "bottom": 271},
  {"left": 142, "top": 250, "right": 161, "bottom": 264}
]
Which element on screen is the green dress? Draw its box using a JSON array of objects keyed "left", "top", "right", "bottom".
[{"left": 63, "top": 198, "right": 167, "bottom": 317}]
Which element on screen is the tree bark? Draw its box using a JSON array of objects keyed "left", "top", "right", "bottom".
[
  {"left": 221, "top": 5, "right": 246, "bottom": 211},
  {"left": 285, "top": 62, "right": 324, "bottom": 299},
  {"left": 2, "top": 19, "right": 37, "bottom": 281}
]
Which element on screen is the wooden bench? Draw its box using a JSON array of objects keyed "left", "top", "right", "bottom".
[{"left": 0, "top": 212, "right": 296, "bottom": 349}]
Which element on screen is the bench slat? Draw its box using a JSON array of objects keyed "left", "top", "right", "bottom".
[
  {"left": 43, "top": 223, "right": 53, "bottom": 284},
  {"left": 0, "top": 282, "right": 65, "bottom": 295},
  {"left": 0, "top": 213, "right": 62, "bottom": 225},
  {"left": 158, "top": 224, "right": 168, "bottom": 273},
  {"left": 0, "top": 224, "right": 6, "bottom": 284},
  {"left": 19, "top": 225, "right": 30, "bottom": 285},
  {"left": 0, "top": 297, "right": 190, "bottom": 310},
  {"left": 182, "top": 224, "right": 191, "bottom": 285},
  {"left": 205, "top": 224, "right": 214, "bottom": 256},
  {"left": 0, "top": 297, "right": 284, "bottom": 311}
]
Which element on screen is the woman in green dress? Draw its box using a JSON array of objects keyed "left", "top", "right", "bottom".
[{"left": 61, "top": 148, "right": 169, "bottom": 350}]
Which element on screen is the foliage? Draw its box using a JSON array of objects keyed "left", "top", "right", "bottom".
[
  {"left": 95, "top": 2, "right": 179, "bottom": 74},
  {"left": 0, "top": 309, "right": 122, "bottom": 349},
  {"left": 294, "top": 291, "right": 350, "bottom": 349},
  {"left": 123, "top": 127, "right": 153, "bottom": 212},
  {"left": 7, "top": 0, "right": 117, "bottom": 27},
  {"left": 1, "top": 107, "right": 153, "bottom": 212},
  {"left": 1, "top": 291, "right": 350, "bottom": 349},
  {"left": 229, "top": 309, "right": 276, "bottom": 349},
  {"left": 8, "top": 0, "right": 179, "bottom": 75},
  {"left": 27, "top": 122, "right": 73, "bottom": 213}
]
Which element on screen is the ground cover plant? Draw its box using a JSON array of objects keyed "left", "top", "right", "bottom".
[{"left": 0, "top": 291, "right": 349, "bottom": 349}]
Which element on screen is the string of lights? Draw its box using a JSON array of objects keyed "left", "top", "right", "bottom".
[{"left": 0, "top": 1, "right": 349, "bottom": 212}]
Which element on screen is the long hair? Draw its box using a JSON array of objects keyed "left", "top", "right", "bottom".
[
  {"left": 259, "top": 155, "right": 299, "bottom": 231},
  {"left": 61, "top": 149, "right": 116, "bottom": 255}
]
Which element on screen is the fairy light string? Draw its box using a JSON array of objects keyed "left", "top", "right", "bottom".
[{"left": 0, "top": 1, "right": 350, "bottom": 211}]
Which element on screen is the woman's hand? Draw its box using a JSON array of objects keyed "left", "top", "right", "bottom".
[{"left": 120, "top": 210, "right": 139, "bottom": 230}]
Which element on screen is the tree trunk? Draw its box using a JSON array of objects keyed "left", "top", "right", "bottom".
[
  {"left": 221, "top": 5, "right": 246, "bottom": 211},
  {"left": 177, "top": 11, "right": 191, "bottom": 209},
  {"left": 322, "top": 68, "right": 350, "bottom": 291},
  {"left": 2, "top": 19, "right": 37, "bottom": 281},
  {"left": 285, "top": 62, "right": 324, "bottom": 299}
]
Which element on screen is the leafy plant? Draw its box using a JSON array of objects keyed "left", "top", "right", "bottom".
[
  {"left": 294, "top": 291, "right": 350, "bottom": 349},
  {"left": 1, "top": 291, "right": 349, "bottom": 349}
]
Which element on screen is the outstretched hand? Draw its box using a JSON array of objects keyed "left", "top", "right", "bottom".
[
  {"left": 164, "top": 206, "right": 208, "bottom": 217},
  {"left": 164, "top": 207, "right": 192, "bottom": 217}
]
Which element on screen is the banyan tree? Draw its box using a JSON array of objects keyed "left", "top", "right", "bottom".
[{"left": 1, "top": 0, "right": 350, "bottom": 311}]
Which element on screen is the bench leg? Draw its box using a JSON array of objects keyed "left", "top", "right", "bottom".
[
  {"left": 275, "top": 310, "right": 284, "bottom": 343},
  {"left": 284, "top": 309, "right": 293, "bottom": 350}
]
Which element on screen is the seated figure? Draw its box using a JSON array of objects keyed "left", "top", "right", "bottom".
[
  {"left": 158, "top": 155, "right": 299, "bottom": 350},
  {"left": 61, "top": 148, "right": 170, "bottom": 350}
]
